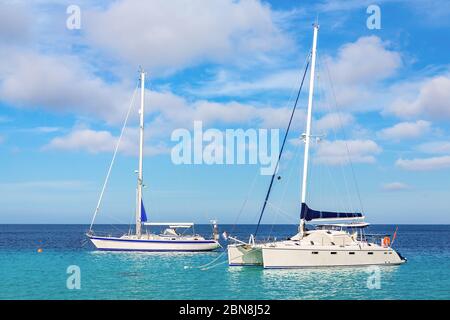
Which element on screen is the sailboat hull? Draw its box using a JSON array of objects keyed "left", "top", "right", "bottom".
[
  {"left": 261, "top": 245, "right": 406, "bottom": 268},
  {"left": 227, "top": 244, "right": 263, "bottom": 266},
  {"left": 89, "top": 235, "right": 220, "bottom": 252}
]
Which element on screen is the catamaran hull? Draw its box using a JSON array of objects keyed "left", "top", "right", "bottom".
[
  {"left": 262, "top": 246, "right": 406, "bottom": 268},
  {"left": 227, "top": 244, "right": 263, "bottom": 266},
  {"left": 89, "top": 236, "right": 220, "bottom": 252}
]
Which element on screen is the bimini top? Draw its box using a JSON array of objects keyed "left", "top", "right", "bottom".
[
  {"left": 142, "top": 222, "right": 194, "bottom": 228},
  {"left": 301, "top": 203, "right": 364, "bottom": 222}
]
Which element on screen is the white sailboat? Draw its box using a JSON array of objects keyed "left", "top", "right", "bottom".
[
  {"left": 228, "top": 24, "right": 406, "bottom": 268},
  {"left": 87, "top": 70, "right": 221, "bottom": 252}
]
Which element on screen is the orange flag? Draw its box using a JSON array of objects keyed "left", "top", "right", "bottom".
[{"left": 391, "top": 226, "right": 399, "bottom": 245}]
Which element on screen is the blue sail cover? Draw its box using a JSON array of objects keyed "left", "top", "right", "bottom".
[
  {"left": 141, "top": 199, "right": 148, "bottom": 222},
  {"left": 300, "top": 203, "right": 363, "bottom": 221}
]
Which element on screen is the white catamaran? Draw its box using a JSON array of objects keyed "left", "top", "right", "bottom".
[
  {"left": 87, "top": 70, "right": 221, "bottom": 252},
  {"left": 228, "top": 24, "right": 406, "bottom": 268}
]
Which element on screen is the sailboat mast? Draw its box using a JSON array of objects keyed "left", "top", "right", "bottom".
[
  {"left": 300, "top": 24, "right": 319, "bottom": 227},
  {"left": 136, "top": 70, "right": 145, "bottom": 237}
]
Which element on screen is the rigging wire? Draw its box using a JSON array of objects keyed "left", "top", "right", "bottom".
[
  {"left": 321, "top": 55, "right": 365, "bottom": 214},
  {"left": 248, "top": 63, "right": 306, "bottom": 227},
  {"left": 232, "top": 169, "right": 260, "bottom": 234},
  {"left": 267, "top": 138, "right": 304, "bottom": 240},
  {"left": 185, "top": 172, "right": 261, "bottom": 270},
  {"left": 266, "top": 201, "right": 299, "bottom": 224},
  {"left": 316, "top": 53, "right": 354, "bottom": 213},
  {"left": 254, "top": 54, "right": 311, "bottom": 238},
  {"left": 193, "top": 55, "right": 313, "bottom": 271},
  {"left": 89, "top": 83, "right": 139, "bottom": 231}
]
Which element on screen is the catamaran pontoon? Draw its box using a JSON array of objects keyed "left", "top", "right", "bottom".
[
  {"left": 228, "top": 24, "right": 406, "bottom": 268},
  {"left": 87, "top": 70, "right": 221, "bottom": 252}
]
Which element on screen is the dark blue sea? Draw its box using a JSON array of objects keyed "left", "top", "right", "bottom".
[{"left": 0, "top": 224, "right": 449, "bottom": 299}]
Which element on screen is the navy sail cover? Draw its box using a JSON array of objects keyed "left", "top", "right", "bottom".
[
  {"left": 300, "top": 203, "right": 363, "bottom": 221},
  {"left": 141, "top": 199, "right": 148, "bottom": 222}
]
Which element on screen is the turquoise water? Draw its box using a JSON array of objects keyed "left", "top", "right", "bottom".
[{"left": 0, "top": 224, "right": 449, "bottom": 299}]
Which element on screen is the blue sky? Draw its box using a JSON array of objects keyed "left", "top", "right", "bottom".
[{"left": 0, "top": 0, "right": 449, "bottom": 224}]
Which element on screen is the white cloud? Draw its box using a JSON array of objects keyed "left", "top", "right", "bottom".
[
  {"left": 0, "top": 51, "right": 133, "bottom": 123},
  {"left": 45, "top": 128, "right": 118, "bottom": 154},
  {"left": 145, "top": 89, "right": 307, "bottom": 132},
  {"left": 377, "top": 120, "right": 431, "bottom": 141},
  {"left": 388, "top": 74, "right": 450, "bottom": 119},
  {"left": 396, "top": 156, "right": 450, "bottom": 171},
  {"left": 149, "top": 82, "right": 364, "bottom": 138},
  {"left": 189, "top": 35, "right": 401, "bottom": 103},
  {"left": 315, "top": 112, "right": 354, "bottom": 133},
  {"left": 315, "top": 139, "right": 382, "bottom": 165},
  {"left": 85, "top": 0, "right": 290, "bottom": 74},
  {"left": 44, "top": 127, "right": 169, "bottom": 156},
  {"left": 382, "top": 182, "right": 411, "bottom": 191},
  {"left": 19, "top": 126, "right": 63, "bottom": 134},
  {"left": 326, "top": 36, "right": 401, "bottom": 85},
  {"left": 323, "top": 36, "right": 402, "bottom": 111},
  {"left": 188, "top": 68, "right": 301, "bottom": 97},
  {"left": 417, "top": 141, "right": 450, "bottom": 154},
  {"left": 42, "top": 88, "right": 310, "bottom": 156},
  {"left": 0, "top": 2, "right": 32, "bottom": 44}
]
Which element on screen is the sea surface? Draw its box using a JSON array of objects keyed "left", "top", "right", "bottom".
[{"left": 0, "top": 224, "right": 449, "bottom": 300}]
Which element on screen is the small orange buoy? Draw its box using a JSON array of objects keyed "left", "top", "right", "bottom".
[
  {"left": 382, "top": 236, "right": 391, "bottom": 247},
  {"left": 37, "top": 248, "right": 43, "bottom": 253}
]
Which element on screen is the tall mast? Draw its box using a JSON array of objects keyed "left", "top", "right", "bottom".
[
  {"left": 300, "top": 24, "right": 319, "bottom": 230},
  {"left": 136, "top": 69, "right": 145, "bottom": 237}
]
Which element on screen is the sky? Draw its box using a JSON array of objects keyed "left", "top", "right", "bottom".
[{"left": 0, "top": 0, "right": 449, "bottom": 225}]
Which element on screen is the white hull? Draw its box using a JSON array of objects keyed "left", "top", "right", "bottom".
[
  {"left": 89, "top": 235, "right": 220, "bottom": 252},
  {"left": 227, "top": 244, "right": 263, "bottom": 266},
  {"left": 262, "top": 242, "right": 405, "bottom": 268},
  {"left": 227, "top": 229, "right": 406, "bottom": 268}
]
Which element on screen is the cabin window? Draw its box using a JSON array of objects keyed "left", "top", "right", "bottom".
[
  {"left": 349, "top": 252, "right": 355, "bottom": 255},
  {"left": 312, "top": 251, "right": 319, "bottom": 254},
  {"left": 368, "top": 252, "right": 374, "bottom": 255},
  {"left": 331, "top": 252, "right": 337, "bottom": 255},
  {"left": 331, "top": 242, "right": 335, "bottom": 245},
  {"left": 310, "top": 241, "right": 314, "bottom": 245}
]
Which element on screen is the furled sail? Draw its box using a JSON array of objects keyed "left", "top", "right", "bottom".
[
  {"left": 300, "top": 203, "right": 363, "bottom": 221},
  {"left": 141, "top": 199, "right": 148, "bottom": 222}
]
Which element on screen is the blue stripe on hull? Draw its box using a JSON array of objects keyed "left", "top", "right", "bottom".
[
  {"left": 263, "top": 263, "right": 404, "bottom": 269},
  {"left": 97, "top": 248, "right": 218, "bottom": 252},
  {"left": 89, "top": 236, "right": 217, "bottom": 244}
]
